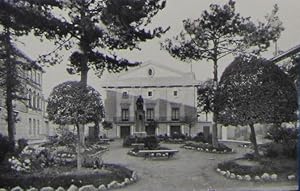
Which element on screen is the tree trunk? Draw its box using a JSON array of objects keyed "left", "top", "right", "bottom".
[
  {"left": 77, "top": 77, "right": 87, "bottom": 170},
  {"left": 80, "top": 69, "right": 88, "bottom": 86},
  {"left": 4, "top": 26, "right": 16, "bottom": 149},
  {"left": 6, "top": 84, "right": 15, "bottom": 147},
  {"left": 205, "top": 112, "right": 208, "bottom": 122},
  {"left": 76, "top": 51, "right": 89, "bottom": 170},
  {"left": 297, "top": 69, "right": 300, "bottom": 185},
  {"left": 76, "top": 123, "right": 82, "bottom": 170},
  {"left": 211, "top": 57, "right": 219, "bottom": 148},
  {"left": 94, "top": 121, "right": 100, "bottom": 140},
  {"left": 249, "top": 123, "right": 259, "bottom": 158}
]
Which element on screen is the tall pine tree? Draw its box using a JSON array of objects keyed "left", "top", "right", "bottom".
[{"left": 162, "top": 1, "right": 283, "bottom": 147}]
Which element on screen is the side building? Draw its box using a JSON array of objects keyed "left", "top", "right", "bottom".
[
  {"left": 0, "top": 51, "right": 54, "bottom": 142},
  {"left": 102, "top": 62, "right": 211, "bottom": 138}
]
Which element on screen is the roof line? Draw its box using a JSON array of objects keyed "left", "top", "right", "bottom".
[
  {"left": 269, "top": 44, "right": 300, "bottom": 63},
  {"left": 102, "top": 84, "right": 200, "bottom": 89},
  {"left": 116, "top": 61, "right": 187, "bottom": 78}
]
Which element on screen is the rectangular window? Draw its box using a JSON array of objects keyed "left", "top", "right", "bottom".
[
  {"left": 146, "top": 108, "right": 154, "bottom": 121},
  {"left": 33, "top": 119, "right": 36, "bottom": 136},
  {"left": 37, "top": 120, "right": 40, "bottom": 135},
  {"left": 121, "top": 108, "right": 129, "bottom": 121},
  {"left": 29, "top": 118, "right": 32, "bottom": 135},
  {"left": 122, "top": 91, "right": 129, "bottom": 99},
  {"left": 171, "top": 108, "right": 180, "bottom": 121},
  {"left": 28, "top": 92, "right": 32, "bottom": 107},
  {"left": 34, "top": 70, "right": 37, "bottom": 83},
  {"left": 173, "top": 91, "right": 178, "bottom": 96},
  {"left": 37, "top": 73, "right": 41, "bottom": 85},
  {"left": 148, "top": 91, "right": 152, "bottom": 97}
]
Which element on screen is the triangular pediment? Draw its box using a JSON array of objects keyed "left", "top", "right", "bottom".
[
  {"left": 117, "top": 62, "right": 186, "bottom": 80},
  {"left": 102, "top": 61, "right": 199, "bottom": 87}
]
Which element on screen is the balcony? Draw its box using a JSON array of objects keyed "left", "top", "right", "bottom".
[
  {"left": 112, "top": 116, "right": 197, "bottom": 124},
  {"left": 113, "top": 116, "right": 134, "bottom": 123}
]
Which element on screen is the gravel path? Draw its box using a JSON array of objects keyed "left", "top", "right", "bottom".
[{"left": 102, "top": 140, "right": 297, "bottom": 191}]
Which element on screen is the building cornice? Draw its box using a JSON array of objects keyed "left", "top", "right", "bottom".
[{"left": 103, "top": 84, "right": 200, "bottom": 89}]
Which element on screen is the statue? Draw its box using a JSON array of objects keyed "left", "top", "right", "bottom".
[
  {"left": 136, "top": 95, "right": 144, "bottom": 110},
  {"left": 134, "top": 95, "right": 146, "bottom": 137}
]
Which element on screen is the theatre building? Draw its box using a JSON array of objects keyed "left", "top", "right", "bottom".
[{"left": 102, "top": 62, "right": 211, "bottom": 138}]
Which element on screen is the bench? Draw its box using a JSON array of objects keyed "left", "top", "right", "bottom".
[
  {"left": 99, "top": 138, "right": 110, "bottom": 144},
  {"left": 138, "top": 149, "right": 179, "bottom": 159}
]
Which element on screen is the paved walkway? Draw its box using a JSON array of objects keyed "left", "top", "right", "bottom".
[{"left": 102, "top": 140, "right": 297, "bottom": 191}]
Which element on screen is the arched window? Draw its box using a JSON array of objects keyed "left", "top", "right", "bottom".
[
  {"left": 148, "top": 68, "right": 153, "bottom": 76},
  {"left": 148, "top": 68, "right": 154, "bottom": 77}
]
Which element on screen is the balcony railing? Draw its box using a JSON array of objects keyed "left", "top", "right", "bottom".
[
  {"left": 112, "top": 116, "right": 196, "bottom": 123},
  {"left": 113, "top": 116, "right": 134, "bottom": 122}
]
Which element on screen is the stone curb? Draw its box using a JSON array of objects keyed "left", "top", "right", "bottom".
[
  {"left": 1, "top": 168, "right": 137, "bottom": 191},
  {"left": 183, "top": 145, "right": 234, "bottom": 154},
  {"left": 216, "top": 168, "right": 296, "bottom": 182}
]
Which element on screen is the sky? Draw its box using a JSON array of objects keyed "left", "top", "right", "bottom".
[{"left": 16, "top": 0, "right": 300, "bottom": 98}]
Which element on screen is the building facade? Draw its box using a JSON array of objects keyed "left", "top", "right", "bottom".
[
  {"left": 0, "top": 53, "right": 54, "bottom": 142},
  {"left": 102, "top": 62, "right": 211, "bottom": 138}
]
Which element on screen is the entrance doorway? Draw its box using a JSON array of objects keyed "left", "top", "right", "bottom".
[
  {"left": 203, "top": 126, "right": 210, "bottom": 140},
  {"left": 170, "top": 125, "right": 181, "bottom": 137},
  {"left": 120, "top": 126, "right": 130, "bottom": 138}
]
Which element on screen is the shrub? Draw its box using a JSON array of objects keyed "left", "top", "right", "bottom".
[
  {"left": 192, "top": 132, "right": 212, "bottom": 144},
  {"left": 156, "top": 134, "right": 166, "bottom": 141},
  {"left": 265, "top": 126, "right": 298, "bottom": 143},
  {"left": 218, "top": 160, "right": 265, "bottom": 176},
  {"left": 0, "top": 134, "right": 14, "bottom": 163},
  {"left": 261, "top": 141, "right": 297, "bottom": 159},
  {"left": 264, "top": 127, "right": 297, "bottom": 159},
  {"left": 171, "top": 132, "right": 185, "bottom": 140},
  {"left": 282, "top": 140, "right": 297, "bottom": 159},
  {"left": 192, "top": 132, "right": 205, "bottom": 142},
  {"left": 44, "top": 130, "right": 77, "bottom": 148},
  {"left": 262, "top": 143, "right": 282, "bottom": 158},
  {"left": 123, "top": 136, "right": 144, "bottom": 147},
  {"left": 144, "top": 136, "right": 159, "bottom": 150},
  {"left": 17, "top": 139, "right": 28, "bottom": 153}
]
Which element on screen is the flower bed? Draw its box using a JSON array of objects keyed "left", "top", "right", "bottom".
[
  {"left": 0, "top": 140, "right": 133, "bottom": 190},
  {"left": 0, "top": 164, "right": 137, "bottom": 190},
  {"left": 6, "top": 142, "right": 109, "bottom": 172},
  {"left": 162, "top": 138, "right": 186, "bottom": 144},
  {"left": 128, "top": 146, "right": 171, "bottom": 157},
  {"left": 217, "top": 157, "right": 297, "bottom": 182},
  {"left": 238, "top": 143, "right": 251, "bottom": 148},
  {"left": 182, "top": 141, "right": 234, "bottom": 154}
]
